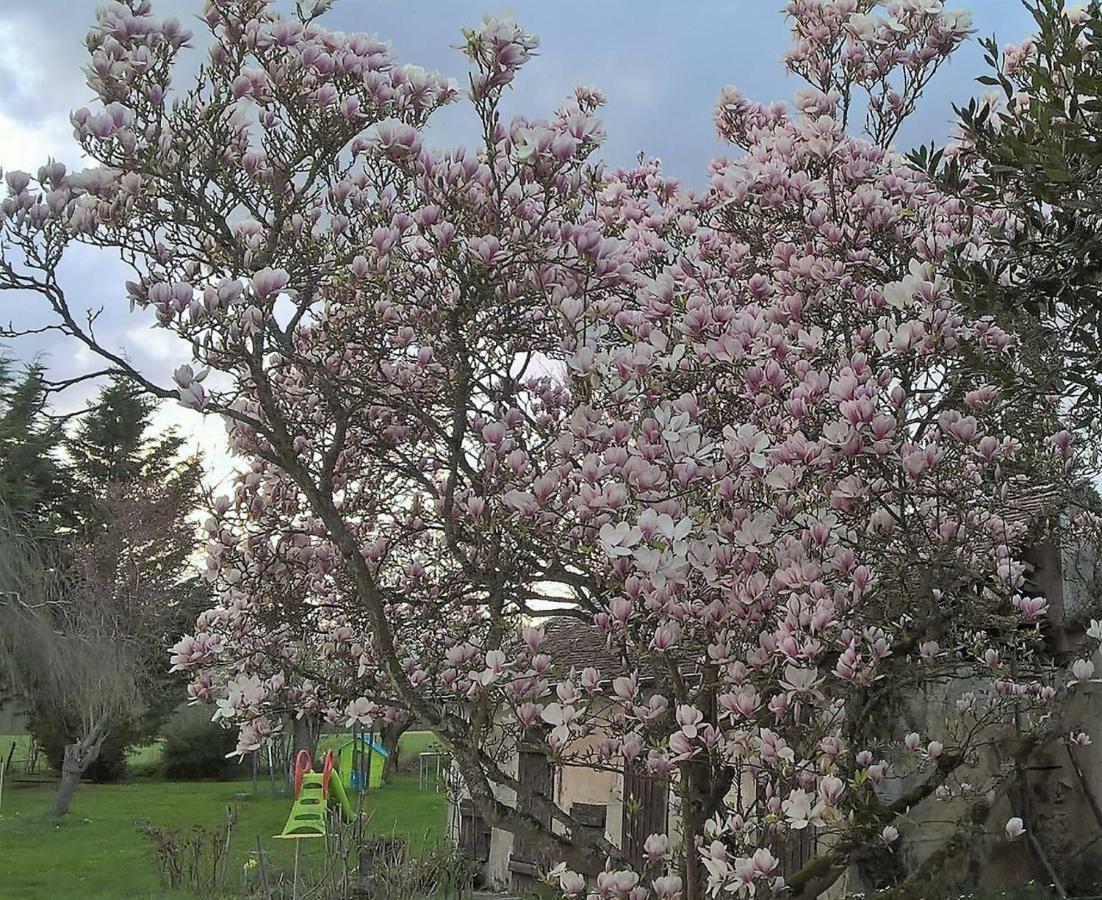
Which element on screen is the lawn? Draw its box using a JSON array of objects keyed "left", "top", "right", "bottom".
[
  {"left": 0, "top": 733, "right": 449, "bottom": 900},
  {"left": 0, "top": 729, "right": 447, "bottom": 777}
]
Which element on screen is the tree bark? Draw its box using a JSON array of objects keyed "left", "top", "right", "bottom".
[
  {"left": 380, "top": 718, "right": 410, "bottom": 779},
  {"left": 681, "top": 793, "right": 703, "bottom": 900},
  {"left": 680, "top": 753, "right": 713, "bottom": 899},
  {"left": 286, "top": 714, "right": 321, "bottom": 792},
  {"left": 54, "top": 717, "right": 110, "bottom": 817},
  {"left": 291, "top": 714, "right": 320, "bottom": 760}
]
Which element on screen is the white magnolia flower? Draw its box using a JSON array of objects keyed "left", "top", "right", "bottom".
[
  {"left": 540, "top": 702, "right": 576, "bottom": 728},
  {"left": 780, "top": 664, "right": 823, "bottom": 697},
  {"left": 598, "top": 521, "right": 642, "bottom": 558},
  {"left": 847, "top": 12, "right": 880, "bottom": 41},
  {"left": 782, "top": 788, "right": 825, "bottom": 830},
  {"left": 1070, "top": 730, "right": 1092, "bottom": 747},
  {"left": 1070, "top": 658, "right": 1097, "bottom": 685}
]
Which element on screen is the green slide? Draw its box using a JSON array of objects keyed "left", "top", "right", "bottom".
[
  {"left": 327, "top": 767, "right": 355, "bottom": 821},
  {"left": 275, "top": 751, "right": 356, "bottom": 840}
]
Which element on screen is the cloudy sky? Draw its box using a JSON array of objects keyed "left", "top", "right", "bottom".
[{"left": 0, "top": 0, "right": 1037, "bottom": 486}]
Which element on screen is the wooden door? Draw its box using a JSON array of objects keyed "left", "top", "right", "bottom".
[
  {"left": 509, "top": 749, "right": 555, "bottom": 890},
  {"left": 621, "top": 767, "right": 669, "bottom": 868},
  {"left": 458, "top": 798, "right": 491, "bottom": 866}
]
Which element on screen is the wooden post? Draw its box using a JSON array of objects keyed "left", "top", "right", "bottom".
[
  {"left": 267, "top": 744, "right": 276, "bottom": 797},
  {"left": 351, "top": 722, "right": 359, "bottom": 788},
  {"left": 254, "top": 834, "right": 271, "bottom": 899},
  {"left": 365, "top": 721, "right": 374, "bottom": 791},
  {"left": 292, "top": 839, "right": 302, "bottom": 900}
]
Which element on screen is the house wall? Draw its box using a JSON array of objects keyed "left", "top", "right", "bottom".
[
  {"left": 449, "top": 716, "right": 666, "bottom": 890},
  {"left": 556, "top": 731, "right": 625, "bottom": 847},
  {"left": 843, "top": 648, "right": 1102, "bottom": 896},
  {"left": 452, "top": 730, "right": 636, "bottom": 889},
  {"left": 484, "top": 756, "right": 516, "bottom": 889},
  {"left": 449, "top": 719, "right": 851, "bottom": 896}
]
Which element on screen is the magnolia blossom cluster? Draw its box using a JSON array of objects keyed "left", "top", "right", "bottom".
[
  {"left": 773, "top": 0, "right": 973, "bottom": 145},
  {"left": 2, "top": 1, "right": 1094, "bottom": 899}
]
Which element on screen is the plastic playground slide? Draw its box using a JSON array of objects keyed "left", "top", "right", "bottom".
[{"left": 275, "top": 749, "right": 357, "bottom": 839}]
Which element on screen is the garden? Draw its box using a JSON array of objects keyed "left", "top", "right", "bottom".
[
  {"left": 4, "top": 0, "right": 1102, "bottom": 898},
  {"left": 0, "top": 730, "right": 451, "bottom": 899}
]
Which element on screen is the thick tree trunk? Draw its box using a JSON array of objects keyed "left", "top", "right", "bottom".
[
  {"left": 292, "top": 714, "right": 320, "bottom": 759},
  {"left": 285, "top": 714, "right": 321, "bottom": 792},
  {"left": 54, "top": 718, "right": 110, "bottom": 817},
  {"left": 380, "top": 718, "right": 410, "bottom": 779}
]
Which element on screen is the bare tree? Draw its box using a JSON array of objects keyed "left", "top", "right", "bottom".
[{"left": 0, "top": 475, "right": 199, "bottom": 815}]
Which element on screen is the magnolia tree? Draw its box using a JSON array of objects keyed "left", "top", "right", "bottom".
[{"left": 0, "top": 0, "right": 1097, "bottom": 897}]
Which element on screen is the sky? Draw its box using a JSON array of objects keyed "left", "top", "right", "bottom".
[{"left": 0, "top": 0, "right": 1038, "bottom": 488}]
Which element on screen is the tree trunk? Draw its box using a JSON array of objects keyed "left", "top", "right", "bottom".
[
  {"left": 54, "top": 718, "right": 110, "bottom": 817},
  {"left": 680, "top": 678, "right": 717, "bottom": 900},
  {"left": 54, "top": 752, "right": 83, "bottom": 818},
  {"left": 285, "top": 714, "right": 321, "bottom": 792},
  {"left": 680, "top": 765, "right": 705, "bottom": 900},
  {"left": 292, "top": 714, "right": 320, "bottom": 759},
  {"left": 380, "top": 718, "right": 410, "bottom": 779}
]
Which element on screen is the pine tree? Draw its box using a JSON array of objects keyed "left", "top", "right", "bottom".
[{"left": 0, "top": 357, "right": 73, "bottom": 533}]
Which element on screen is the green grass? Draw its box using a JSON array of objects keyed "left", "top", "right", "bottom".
[
  {"left": 0, "top": 733, "right": 34, "bottom": 766},
  {"left": 1, "top": 730, "right": 445, "bottom": 778},
  {"left": 0, "top": 730, "right": 449, "bottom": 897},
  {"left": 0, "top": 775, "right": 446, "bottom": 899},
  {"left": 0, "top": 773, "right": 447, "bottom": 899}
]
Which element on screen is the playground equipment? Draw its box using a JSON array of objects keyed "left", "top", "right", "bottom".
[
  {"left": 275, "top": 749, "right": 360, "bottom": 900},
  {"left": 275, "top": 748, "right": 356, "bottom": 840},
  {"left": 337, "top": 730, "right": 389, "bottom": 792}
]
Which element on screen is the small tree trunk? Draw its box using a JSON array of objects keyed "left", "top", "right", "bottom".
[
  {"left": 680, "top": 775, "right": 704, "bottom": 900},
  {"left": 681, "top": 681, "right": 717, "bottom": 900},
  {"left": 54, "top": 718, "right": 110, "bottom": 817},
  {"left": 54, "top": 749, "right": 84, "bottom": 817}
]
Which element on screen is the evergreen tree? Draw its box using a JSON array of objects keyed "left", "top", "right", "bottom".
[
  {"left": 67, "top": 379, "right": 189, "bottom": 489},
  {"left": 0, "top": 356, "right": 73, "bottom": 533}
]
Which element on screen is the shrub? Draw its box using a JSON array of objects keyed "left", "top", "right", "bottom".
[
  {"left": 161, "top": 705, "right": 237, "bottom": 780},
  {"left": 142, "top": 803, "right": 239, "bottom": 898}
]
